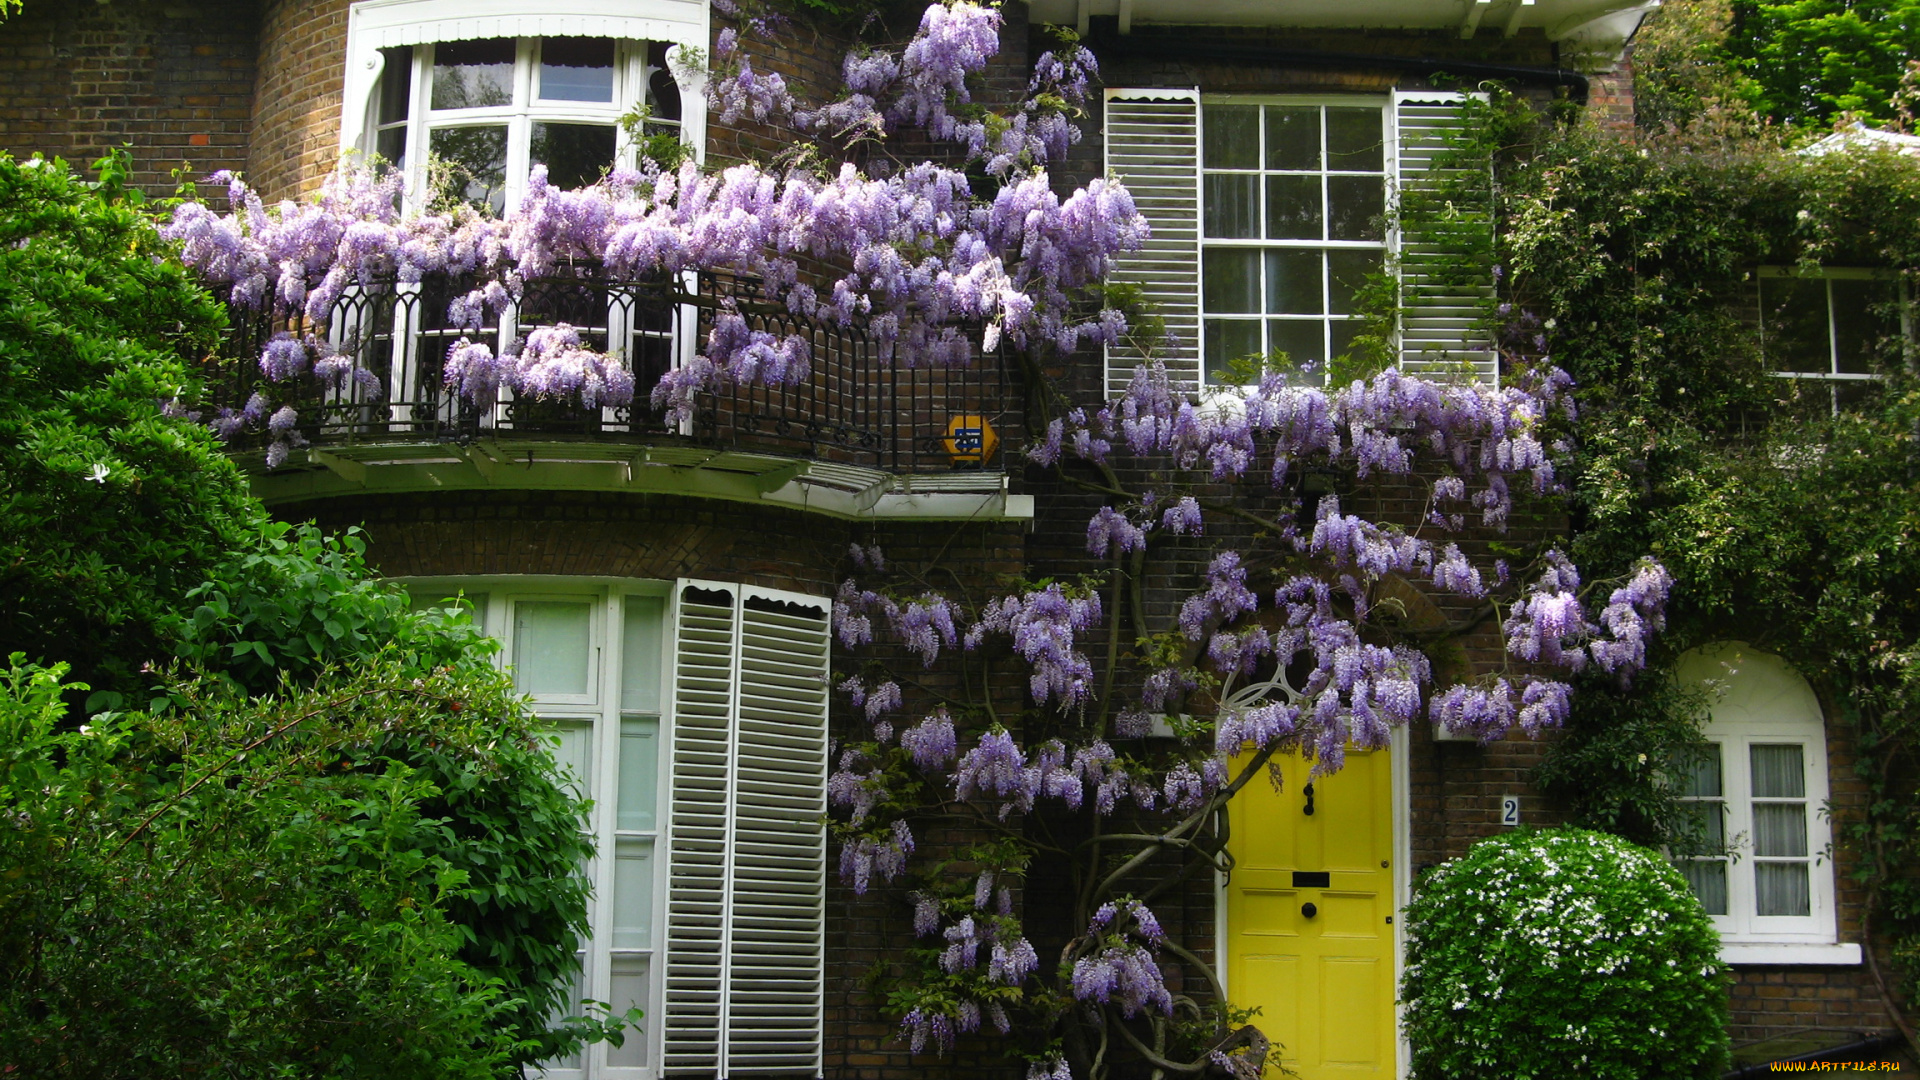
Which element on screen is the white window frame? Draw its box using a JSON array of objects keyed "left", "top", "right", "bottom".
[
  {"left": 1195, "top": 95, "right": 1391, "bottom": 388},
  {"left": 1101, "top": 87, "right": 1495, "bottom": 400},
  {"left": 341, "top": 0, "right": 710, "bottom": 214},
  {"left": 1758, "top": 267, "right": 1904, "bottom": 415},
  {"left": 398, "top": 575, "right": 831, "bottom": 1078},
  {"left": 1675, "top": 643, "right": 1860, "bottom": 966}
]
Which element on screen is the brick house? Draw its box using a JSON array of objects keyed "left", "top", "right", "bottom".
[{"left": 0, "top": 0, "right": 1905, "bottom": 1076}]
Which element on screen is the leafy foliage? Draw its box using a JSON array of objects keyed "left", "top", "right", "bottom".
[
  {"left": 1728, "top": 0, "right": 1920, "bottom": 125},
  {"left": 1400, "top": 829, "right": 1729, "bottom": 1080},
  {"left": 0, "top": 154, "right": 607, "bottom": 1072},
  {"left": 0, "top": 654, "right": 569, "bottom": 1077},
  {"left": 1491, "top": 80, "right": 1920, "bottom": 1024},
  {"left": 0, "top": 152, "right": 261, "bottom": 696}
]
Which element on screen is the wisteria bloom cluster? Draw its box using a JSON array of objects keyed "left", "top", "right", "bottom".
[
  {"left": 825, "top": 349, "right": 1671, "bottom": 1074},
  {"left": 161, "top": 0, "right": 1143, "bottom": 466}
]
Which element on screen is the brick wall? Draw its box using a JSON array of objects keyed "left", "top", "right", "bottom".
[
  {"left": 246, "top": 0, "right": 349, "bottom": 203},
  {"left": 0, "top": 0, "right": 257, "bottom": 195}
]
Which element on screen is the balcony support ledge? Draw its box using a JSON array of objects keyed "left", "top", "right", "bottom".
[{"left": 238, "top": 441, "right": 1034, "bottom": 522}]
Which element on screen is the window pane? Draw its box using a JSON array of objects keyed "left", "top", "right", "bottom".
[
  {"left": 1266, "top": 175, "right": 1322, "bottom": 240},
  {"left": 1756, "top": 862, "right": 1811, "bottom": 917},
  {"left": 1753, "top": 803, "right": 1808, "bottom": 858},
  {"left": 618, "top": 717, "right": 659, "bottom": 832},
  {"left": 1203, "top": 248, "right": 1260, "bottom": 312},
  {"left": 1264, "top": 106, "right": 1319, "bottom": 170},
  {"left": 1751, "top": 744, "right": 1806, "bottom": 798},
  {"left": 1684, "top": 860, "right": 1729, "bottom": 915},
  {"left": 539, "top": 37, "right": 615, "bottom": 102},
  {"left": 606, "top": 955, "right": 651, "bottom": 1066},
  {"left": 1265, "top": 249, "right": 1322, "bottom": 314},
  {"left": 378, "top": 47, "right": 414, "bottom": 125},
  {"left": 1686, "top": 800, "right": 1725, "bottom": 850},
  {"left": 1268, "top": 319, "right": 1326, "bottom": 368},
  {"left": 648, "top": 41, "right": 683, "bottom": 121},
  {"left": 1326, "top": 107, "right": 1383, "bottom": 171},
  {"left": 431, "top": 38, "right": 515, "bottom": 110},
  {"left": 1328, "top": 249, "right": 1382, "bottom": 315},
  {"left": 1683, "top": 744, "right": 1723, "bottom": 797},
  {"left": 1204, "top": 319, "right": 1261, "bottom": 382},
  {"left": 1203, "top": 104, "right": 1260, "bottom": 169},
  {"left": 1327, "top": 175, "right": 1384, "bottom": 241},
  {"left": 1761, "top": 277, "right": 1833, "bottom": 374},
  {"left": 532, "top": 121, "right": 617, "bottom": 190},
  {"left": 1329, "top": 318, "right": 1362, "bottom": 366},
  {"left": 1831, "top": 278, "right": 1896, "bottom": 375},
  {"left": 550, "top": 719, "right": 595, "bottom": 801},
  {"left": 1204, "top": 174, "right": 1259, "bottom": 238},
  {"left": 513, "top": 600, "right": 592, "bottom": 696},
  {"left": 622, "top": 596, "right": 665, "bottom": 712},
  {"left": 376, "top": 126, "right": 408, "bottom": 173},
  {"left": 430, "top": 125, "right": 508, "bottom": 215},
  {"left": 611, "top": 837, "right": 655, "bottom": 949}
]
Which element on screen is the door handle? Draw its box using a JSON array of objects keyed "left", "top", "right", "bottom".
[
  {"left": 1301, "top": 902, "right": 1318, "bottom": 919},
  {"left": 1302, "top": 782, "right": 1315, "bottom": 816}
]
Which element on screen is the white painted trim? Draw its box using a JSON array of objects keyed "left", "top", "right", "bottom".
[
  {"left": 341, "top": 0, "right": 710, "bottom": 165},
  {"left": 1722, "top": 942, "right": 1862, "bottom": 967}
]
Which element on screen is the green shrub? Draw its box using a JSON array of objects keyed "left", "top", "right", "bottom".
[{"left": 1400, "top": 828, "right": 1729, "bottom": 1080}]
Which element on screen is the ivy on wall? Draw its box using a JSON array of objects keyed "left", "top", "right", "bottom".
[{"left": 1481, "top": 91, "right": 1920, "bottom": 1033}]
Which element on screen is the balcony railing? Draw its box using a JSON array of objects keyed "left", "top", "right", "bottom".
[{"left": 210, "top": 267, "right": 1013, "bottom": 477}]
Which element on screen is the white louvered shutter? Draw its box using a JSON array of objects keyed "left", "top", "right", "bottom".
[
  {"left": 725, "top": 591, "right": 830, "bottom": 1075},
  {"left": 1392, "top": 90, "right": 1498, "bottom": 384},
  {"left": 662, "top": 582, "right": 829, "bottom": 1079},
  {"left": 1104, "top": 88, "right": 1202, "bottom": 397}
]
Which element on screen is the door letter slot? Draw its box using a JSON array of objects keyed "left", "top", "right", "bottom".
[{"left": 1292, "top": 871, "right": 1331, "bottom": 888}]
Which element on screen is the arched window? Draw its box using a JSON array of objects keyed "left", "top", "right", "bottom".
[{"left": 1674, "top": 643, "right": 1858, "bottom": 964}]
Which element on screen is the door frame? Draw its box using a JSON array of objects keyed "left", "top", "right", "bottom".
[{"left": 1213, "top": 725, "right": 1412, "bottom": 1079}]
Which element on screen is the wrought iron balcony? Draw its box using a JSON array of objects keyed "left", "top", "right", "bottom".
[{"left": 208, "top": 268, "right": 1027, "bottom": 520}]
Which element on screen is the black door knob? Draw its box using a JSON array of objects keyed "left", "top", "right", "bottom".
[{"left": 1301, "top": 902, "right": 1318, "bottom": 919}]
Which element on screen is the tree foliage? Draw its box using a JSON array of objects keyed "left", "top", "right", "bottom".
[
  {"left": 0, "top": 153, "right": 261, "bottom": 697},
  {"left": 0, "top": 154, "right": 606, "bottom": 1074}
]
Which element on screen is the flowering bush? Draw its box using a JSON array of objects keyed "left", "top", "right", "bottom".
[{"left": 1400, "top": 828, "right": 1729, "bottom": 1079}]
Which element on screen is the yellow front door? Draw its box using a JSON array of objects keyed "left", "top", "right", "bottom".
[{"left": 1225, "top": 747, "right": 1395, "bottom": 1079}]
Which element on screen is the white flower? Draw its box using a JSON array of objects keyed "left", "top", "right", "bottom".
[{"left": 84, "top": 463, "right": 109, "bottom": 483}]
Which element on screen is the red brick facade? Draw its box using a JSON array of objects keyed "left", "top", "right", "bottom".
[
  {"left": 2, "top": 0, "right": 1906, "bottom": 1072},
  {"left": 0, "top": 0, "right": 258, "bottom": 194}
]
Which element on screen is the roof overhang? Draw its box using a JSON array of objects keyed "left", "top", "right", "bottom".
[{"left": 1026, "top": 0, "right": 1657, "bottom": 44}]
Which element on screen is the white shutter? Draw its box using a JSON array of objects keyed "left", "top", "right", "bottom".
[
  {"left": 1392, "top": 90, "right": 1498, "bottom": 384},
  {"left": 726, "top": 591, "right": 830, "bottom": 1076},
  {"left": 1104, "top": 88, "right": 1202, "bottom": 398},
  {"left": 662, "top": 581, "right": 829, "bottom": 1079}
]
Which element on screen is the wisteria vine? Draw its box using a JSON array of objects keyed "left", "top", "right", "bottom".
[
  {"left": 155, "top": 2, "right": 1673, "bottom": 1076},
  {"left": 825, "top": 352, "right": 1671, "bottom": 1079}
]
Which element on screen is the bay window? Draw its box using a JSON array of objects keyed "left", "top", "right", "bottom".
[{"left": 368, "top": 35, "right": 681, "bottom": 214}]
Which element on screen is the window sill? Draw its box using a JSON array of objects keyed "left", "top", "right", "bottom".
[{"left": 1721, "top": 942, "right": 1861, "bottom": 966}]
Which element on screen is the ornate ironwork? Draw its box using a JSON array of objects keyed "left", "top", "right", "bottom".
[{"left": 210, "top": 267, "right": 1013, "bottom": 475}]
